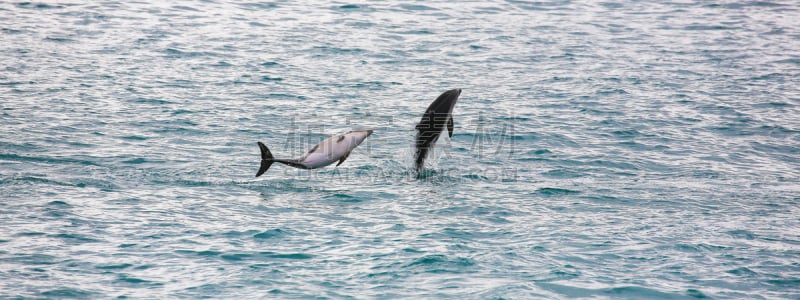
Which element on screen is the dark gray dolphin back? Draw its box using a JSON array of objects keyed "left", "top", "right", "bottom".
[{"left": 414, "top": 89, "right": 461, "bottom": 172}]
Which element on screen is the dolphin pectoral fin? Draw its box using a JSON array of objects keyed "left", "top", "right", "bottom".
[
  {"left": 336, "top": 151, "right": 351, "bottom": 167},
  {"left": 447, "top": 117, "right": 454, "bottom": 138}
]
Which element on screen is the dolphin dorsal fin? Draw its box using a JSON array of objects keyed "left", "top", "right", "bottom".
[{"left": 308, "top": 144, "right": 319, "bottom": 153}]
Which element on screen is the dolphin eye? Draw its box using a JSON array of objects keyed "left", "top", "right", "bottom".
[{"left": 337, "top": 135, "right": 345, "bottom": 142}]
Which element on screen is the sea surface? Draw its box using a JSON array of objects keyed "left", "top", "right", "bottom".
[{"left": 2, "top": 0, "right": 799, "bottom": 299}]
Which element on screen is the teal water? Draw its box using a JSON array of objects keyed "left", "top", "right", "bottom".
[{"left": 2, "top": 1, "right": 799, "bottom": 298}]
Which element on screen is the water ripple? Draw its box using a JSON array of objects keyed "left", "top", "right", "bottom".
[{"left": 1, "top": 0, "right": 799, "bottom": 298}]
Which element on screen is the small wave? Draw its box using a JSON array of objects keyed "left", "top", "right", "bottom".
[
  {"left": 528, "top": 149, "right": 552, "bottom": 155},
  {"left": 259, "top": 61, "right": 282, "bottom": 67},
  {"left": 41, "top": 288, "right": 96, "bottom": 298},
  {"left": 338, "top": 4, "right": 366, "bottom": 10},
  {"left": 265, "top": 93, "right": 307, "bottom": 100},
  {"left": 322, "top": 193, "right": 363, "bottom": 203},
  {"left": 0, "top": 153, "right": 100, "bottom": 166},
  {"left": 122, "top": 157, "right": 152, "bottom": 164},
  {"left": 541, "top": 169, "right": 586, "bottom": 179},
  {"left": 175, "top": 249, "right": 223, "bottom": 257},
  {"left": 726, "top": 267, "right": 759, "bottom": 277},
  {"left": 176, "top": 249, "right": 315, "bottom": 262},
  {"left": 239, "top": 2, "right": 277, "bottom": 10},
  {"left": 536, "top": 282, "right": 695, "bottom": 299},
  {"left": 310, "top": 46, "right": 366, "bottom": 55},
  {"left": 95, "top": 263, "right": 133, "bottom": 270},
  {"left": 50, "top": 233, "right": 102, "bottom": 244},
  {"left": 120, "top": 135, "right": 148, "bottom": 141},
  {"left": 164, "top": 48, "right": 221, "bottom": 58},
  {"left": 728, "top": 229, "right": 756, "bottom": 240},
  {"left": 684, "top": 25, "right": 738, "bottom": 31},
  {"left": 267, "top": 253, "right": 314, "bottom": 260},
  {"left": 220, "top": 252, "right": 314, "bottom": 261},
  {"left": 261, "top": 75, "right": 283, "bottom": 82},
  {"left": 674, "top": 243, "right": 733, "bottom": 253},
  {"left": 766, "top": 278, "right": 800, "bottom": 286},
  {"left": 1, "top": 28, "right": 24, "bottom": 34},
  {"left": 129, "top": 97, "right": 174, "bottom": 105},
  {"left": 3, "top": 253, "right": 58, "bottom": 265},
  {"left": 171, "top": 5, "right": 199, "bottom": 12},
  {"left": 16, "top": 2, "right": 64, "bottom": 9},
  {"left": 596, "top": 88, "right": 629, "bottom": 95},
  {"left": 398, "top": 4, "right": 437, "bottom": 11},
  {"left": 536, "top": 187, "right": 581, "bottom": 196},
  {"left": 5, "top": 176, "right": 72, "bottom": 187},
  {"left": 404, "top": 254, "right": 476, "bottom": 274},
  {"left": 253, "top": 228, "right": 287, "bottom": 240},
  {"left": 709, "top": 1, "right": 784, "bottom": 9},
  {"left": 114, "top": 275, "right": 162, "bottom": 286},
  {"left": 14, "top": 231, "right": 46, "bottom": 237},
  {"left": 396, "top": 29, "right": 434, "bottom": 35},
  {"left": 507, "top": 0, "right": 570, "bottom": 11}
]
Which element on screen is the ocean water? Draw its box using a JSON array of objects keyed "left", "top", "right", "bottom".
[{"left": 1, "top": 0, "right": 799, "bottom": 298}]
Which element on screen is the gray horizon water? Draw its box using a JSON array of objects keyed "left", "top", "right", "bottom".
[{"left": 2, "top": 0, "right": 799, "bottom": 299}]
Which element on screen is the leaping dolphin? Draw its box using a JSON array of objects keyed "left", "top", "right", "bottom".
[
  {"left": 256, "top": 129, "right": 373, "bottom": 177},
  {"left": 414, "top": 88, "right": 461, "bottom": 173}
]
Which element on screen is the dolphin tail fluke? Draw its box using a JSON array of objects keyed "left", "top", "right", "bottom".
[{"left": 256, "top": 142, "right": 274, "bottom": 177}]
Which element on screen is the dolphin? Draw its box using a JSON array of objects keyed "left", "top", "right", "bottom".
[
  {"left": 256, "top": 129, "right": 373, "bottom": 177},
  {"left": 414, "top": 88, "right": 462, "bottom": 173}
]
